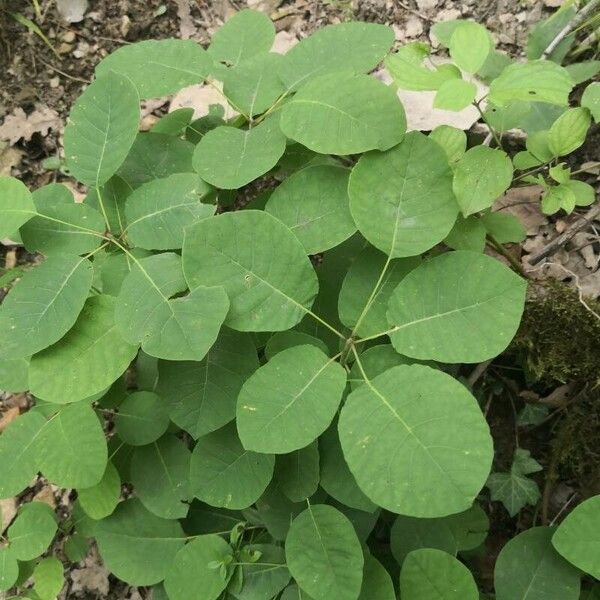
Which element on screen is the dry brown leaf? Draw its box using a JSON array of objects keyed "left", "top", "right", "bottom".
[
  {"left": 174, "top": 0, "right": 196, "bottom": 39},
  {"left": 33, "top": 485, "right": 57, "bottom": 509},
  {"left": 272, "top": 30, "right": 298, "bottom": 54},
  {"left": 71, "top": 547, "right": 110, "bottom": 595},
  {"left": 0, "top": 407, "right": 20, "bottom": 432},
  {"left": 0, "top": 146, "right": 23, "bottom": 176},
  {"left": 170, "top": 84, "right": 238, "bottom": 119},
  {"left": 494, "top": 186, "right": 546, "bottom": 235},
  {"left": 56, "top": 0, "right": 88, "bottom": 22},
  {"left": 376, "top": 62, "right": 487, "bottom": 131},
  {"left": 0, "top": 105, "right": 63, "bottom": 146},
  {"left": 0, "top": 497, "right": 17, "bottom": 534}
]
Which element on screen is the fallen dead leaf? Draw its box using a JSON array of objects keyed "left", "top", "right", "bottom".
[
  {"left": 33, "top": 485, "right": 57, "bottom": 509},
  {"left": 71, "top": 546, "right": 110, "bottom": 596},
  {"left": 376, "top": 60, "right": 487, "bottom": 131},
  {"left": 56, "top": 0, "right": 88, "bottom": 22},
  {"left": 0, "top": 497, "right": 17, "bottom": 534},
  {"left": 170, "top": 83, "right": 238, "bottom": 119},
  {"left": 0, "top": 407, "right": 20, "bottom": 432},
  {"left": 60, "top": 180, "right": 86, "bottom": 203},
  {"left": 0, "top": 105, "right": 63, "bottom": 146},
  {"left": 272, "top": 30, "right": 298, "bottom": 54},
  {"left": 174, "top": 0, "right": 196, "bottom": 39},
  {"left": 0, "top": 145, "right": 23, "bottom": 176},
  {"left": 494, "top": 186, "right": 547, "bottom": 235}
]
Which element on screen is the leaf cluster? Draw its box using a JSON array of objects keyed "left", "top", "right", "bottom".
[{"left": 0, "top": 9, "right": 599, "bottom": 600}]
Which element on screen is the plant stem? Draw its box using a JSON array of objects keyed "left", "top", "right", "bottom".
[
  {"left": 94, "top": 186, "right": 111, "bottom": 233},
  {"left": 487, "top": 236, "right": 528, "bottom": 277},
  {"left": 473, "top": 101, "right": 502, "bottom": 149},
  {"left": 542, "top": 0, "right": 600, "bottom": 57},
  {"left": 349, "top": 253, "right": 392, "bottom": 340}
]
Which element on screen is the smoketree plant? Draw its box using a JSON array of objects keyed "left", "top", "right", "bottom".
[{"left": 0, "top": 8, "right": 599, "bottom": 600}]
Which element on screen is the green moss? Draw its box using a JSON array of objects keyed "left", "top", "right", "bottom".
[{"left": 512, "top": 281, "right": 600, "bottom": 384}]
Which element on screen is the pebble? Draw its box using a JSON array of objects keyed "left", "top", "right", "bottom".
[
  {"left": 49, "top": 77, "right": 60, "bottom": 88},
  {"left": 61, "top": 30, "right": 76, "bottom": 43}
]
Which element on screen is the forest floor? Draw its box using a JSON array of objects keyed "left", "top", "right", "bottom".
[{"left": 0, "top": 0, "right": 599, "bottom": 598}]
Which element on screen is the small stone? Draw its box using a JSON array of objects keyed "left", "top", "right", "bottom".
[
  {"left": 120, "top": 14, "right": 131, "bottom": 37},
  {"left": 72, "top": 40, "right": 90, "bottom": 58},
  {"left": 57, "top": 42, "right": 73, "bottom": 55},
  {"left": 436, "top": 8, "right": 461, "bottom": 21},
  {"left": 61, "top": 30, "right": 76, "bottom": 43},
  {"left": 49, "top": 77, "right": 60, "bottom": 88},
  {"left": 415, "top": 0, "right": 437, "bottom": 9},
  {"left": 545, "top": 0, "right": 563, "bottom": 6}
]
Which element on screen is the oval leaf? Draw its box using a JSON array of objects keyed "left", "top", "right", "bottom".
[
  {"left": 183, "top": 211, "right": 318, "bottom": 332},
  {"left": 387, "top": 251, "right": 527, "bottom": 363},
  {"left": 237, "top": 345, "right": 346, "bottom": 453},
  {"left": 338, "top": 364, "right": 493, "bottom": 517},
  {"left": 349, "top": 131, "right": 458, "bottom": 257}
]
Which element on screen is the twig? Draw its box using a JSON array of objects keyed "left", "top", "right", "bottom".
[
  {"left": 467, "top": 360, "right": 493, "bottom": 387},
  {"left": 37, "top": 56, "right": 91, "bottom": 84},
  {"left": 527, "top": 203, "right": 600, "bottom": 265},
  {"left": 397, "top": 1, "right": 433, "bottom": 22},
  {"left": 487, "top": 237, "right": 528, "bottom": 278},
  {"left": 542, "top": 0, "right": 600, "bottom": 57},
  {"left": 549, "top": 493, "right": 579, "bottom": 526}
]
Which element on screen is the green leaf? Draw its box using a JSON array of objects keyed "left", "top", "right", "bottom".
[
  {"left": 349, "top": 131, "right": 458, "bottom": 257},
  {"left": 0, "top": 357, "right": 29, "bottom": 392},
  {"left": 264, "top": 331, "right": 329, "bottom": 360},
  {"left": 391, "top": 504, "right": 489, "bottom": 564},
  {"left": 339, "top": 246, "right": 420, "bottom": 338},
  {"left": 319, "top": 423, "right": 377, "bottom": 513},
  {"left": 95, "top": 498, "right": 185, "bottom": 586},
  {"left": 85, "top": 175, "right": 131, "bottom": 235},
  {"left": 118, "top": 133, "right": 194, "bottom": 189},
  {"left": 278, "top": 21, "right": 394, "bottom": 90},
  {"left": 385, "top": 43, "right": 461, "bottom": 91},
  {"left": 77, "top": 462, "right": 121, "bottom": 520},
  {"left": 548, "top": 107, "right": 592, "bottom": 156},
  {"left": 400, "top": 549, "right": 479, "bottom": 600},
  {"left": 36, "top": 402, "right": 107, "bottom": 488},
  {"left": 359, "top": 553, "right": 395, "bottom": 600},
  {"left": 237, "top": 345, "right": 345, "bottom": 453},
  {"left": 281, "top": 584, "right": 316, "bottom": 600},
  {"left": 527, "top": 5, "right": 576, "bottom": 62},
  {"left": 0, "top": 176, "right": 36, "bottom": 238},
  {"left": 157, "top": 328, "right": 258, "bottom": 439},
  {"left": 0, "top": 411, "right": 45, "bottom": 497},
  {"left": 280, "top": 73, "right": 405, "bottom": 155},
  {"left": 114, "top": 391, "right": 171, "bottom": 446},
  {"left": 21, "top": 202, "right": 105, "bottom": 257},
  {"left": 481, "top": 212, "right": 526, "bottom": 244},
  {"left": 444, "top": 216, "right": 486, "bottom": 252},
  {"left": 7, "top": 502, "right": 57, "bottom": 561},
  {"left": 566, "top": 61, "right": 600, "bottom": 85},
  {"left": 453, "top": 146, "right": 513, "bottom": 216},
  {"left": 387, "top": 251, "right": 526, "bottom": 363},
  {"left": 125, "top": 174, "right": 215, "bottom": 250},
  {"left": 433, "top": 79, "right": 477, "bottom": 111},
  {"left": 448, "top": 21, "right": 492, "bottom": 73},
  {"left": 96, "top": 39, "right": 211, "bottom": 98},
  {"left": 193, "top": 120, "right": 286, "bottom": 189},
  {"left": 0, "top": 547, "right": 18, "bottom": 592},
  {"left": 286, "top": 504, "right": 364, "bottom": 600},
  {"left": 209, "top": 9, "right": 275, "bottom": 68},
  {"left": 64, "top": 72, "right": 139, "bottom": 187},
  {"left": 131, "top": 435, "right": 191, "bottom": 519},
  {"left": 582, "top": 82, "right": 600, "bottom": 122},
  {"left": 0, "top": 254, "right": 93, "bottom": 359},
  {"left": 223, "top": 53, "right": 285, "bottom": 116},
  {"left": 29, "top": 295, "right": 139, "bottom": 403},
  {"left": 565, "top": 179, "right": 596, "bottom": 207},
  {"left": 542, "top": 184, "right": 577, "bottom": 215},
  {"left": 190, "top": 423, "right": 274, "bottom": 509},
  {"left": 429, "top": 125, "right": 466, "bottom": 164},
  {"left": 494, "top": 527, "right": 580, "bottom": 600},
  {"left": 151, "top": 108, "right": 195, "bottom": 135},
  {"left": 553, "top": 495, "right": 600, "bottom": 579},
  {"left": 348, "top": 344, "right": 425, "bottom": 390},
  {"left": 115, "top": 253, "right": 229, "bottom": 361},
  {"left": 164, "top": 535, "right": 233, "bottom": 600},
  {"left": 265, "top": 165, "right": 356, "bottom": 254},
  {"left": 489, "top": 60, "right": 573, "bottom": 106},
  {"left": 338, "top": 364, "right": 493, "bottom": 517},
  {"left": 231, "top": 544, "right": 290, "bottom": 600},
  {"left": 274, "top": 442, "right": 320, "bottom": 502},
  {"left": 486, "top": 448, "right": 542, "bottom": 516},
  {"left": 183, "top": 211, "right": 318, "bottom": 332},
  {"left": 33, "top": 557, "right": 64, "bottom": 600}
]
